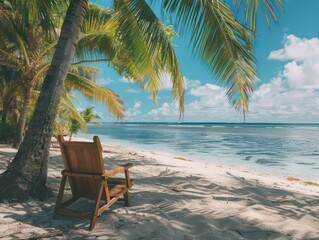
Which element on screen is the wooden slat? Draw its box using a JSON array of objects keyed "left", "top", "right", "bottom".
[
  {"left": 76, "top": 147, "right": 90, "bottom": 195},
  {"left": 84, "top": 148, "right": 100, "bottom": 196},
  {"left": 53, "top": 175, "right": 67, "bottom": 219},
  {"left": 93, "top": 136, "right": 105, "bottom": 175},
  {"left": 97, "top": 196, "right": 120, "bottom": 216},
  {"left": 58, "top": 208, "right": 92, "bottom": 219},
  {"left": 62, "top": 170, "right": 102, "bottom": 179},
  {"left": 105, "top": 166, "right": 125, "bottom": 178},
  {"left": 108, "top": 178, "right": 134, "bottom": 188},
  {"left": 60, "top": 196, "right": 79, "bottom": 208},
  {"left": 108, "top": 184, "right": 127, "bottom": 197},
  {"left": 90, "top": 180, "right": 104, "bottom": 231},
  {"left": 67, "top": 147, "right": 81, "bottom": 194}
]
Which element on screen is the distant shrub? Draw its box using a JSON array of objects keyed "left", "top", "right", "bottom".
[{"left": 0, "top": 122, "right": 15, "bottom": 142}]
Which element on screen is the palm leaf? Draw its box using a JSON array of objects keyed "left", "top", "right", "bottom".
[
  {"left": 65, "top": 72, "right": 125, "bottom": 119},
  {"left": 113, "top": 0, "right": 185, "bottom": 113},
  {"left": 234, "top": 0, "right": 284, "bottom": 32},
  {"left": 154, "top": 0, "right": 257, "bottom": 114},
  {"left": 58, "top": 92, "right": 87, "bottom": 131},
  {"left": 75, "top": 4, "right": 117, "bottom": 63}
]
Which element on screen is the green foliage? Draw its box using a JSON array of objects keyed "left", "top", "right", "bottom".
[
  {"left": 0, "top": 122, "right": 16, "bottom": 142},
  {"left": 67, "top": 118, "right": 82, "bottom": 141},
  {"left": 234, "top": 0, "right": 284, "bottom": 32},
  {"left": 81, "top": 106, "right": 101, "bottom": 124}
]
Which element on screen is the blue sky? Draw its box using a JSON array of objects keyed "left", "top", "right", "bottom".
[{"left": 77, "top": 0, "right": 319, "bottom": 123}]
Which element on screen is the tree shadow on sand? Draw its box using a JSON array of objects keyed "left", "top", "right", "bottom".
[{"left": 0, "top": 149, "right": 318, "bottom": 239}]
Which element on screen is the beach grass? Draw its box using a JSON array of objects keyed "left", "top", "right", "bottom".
[
  {"left": 287, "top": 177, "right": 301, "bottom": 181},
  {"left": 174, "top": 156, "right": 193, "bottom": 162},
  {"left": 304, "top": 181, "right": 319, "bottom": 187}
]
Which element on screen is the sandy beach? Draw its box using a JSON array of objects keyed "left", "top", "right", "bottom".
[{"left": 0, "top": 137, "right": 319, "bottom": 240}]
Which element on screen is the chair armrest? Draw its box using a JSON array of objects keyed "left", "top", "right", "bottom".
[
  {"left": 61, "top": 170, "right": 102, "bottom": 179},
  {"left": 104, "top": 163, "right": 134, "bottom": 178},
  {"left": 118, "top": 163, "right": 134, "bottom": 169}
]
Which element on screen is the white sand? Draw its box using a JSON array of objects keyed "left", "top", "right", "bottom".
[{"left": 0, "top": 138, "right": 318, "bottom": 239}]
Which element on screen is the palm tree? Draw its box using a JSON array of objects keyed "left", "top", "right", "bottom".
[
  {"left": 81, "top": 106, "right": 101, "bottom": 125},
  {"left": 0, "top": 66, "right": 21, "bottom": 124},
  {"left": 0, "top": 0, "right": 283, "bottom": 201},
  {"left": 0, "top": 3, "right": 125, "bottom": 148},
  {"left": 67, "top": 118, "right": 82, "bottom": 141}
]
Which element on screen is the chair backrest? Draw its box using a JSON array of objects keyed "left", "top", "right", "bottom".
[{"left": 57, "top": 135, "right": 105, "bottom": 198}]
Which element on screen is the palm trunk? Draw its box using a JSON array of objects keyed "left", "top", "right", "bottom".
[
  {"left": 12, "top": 85, "right": 33, "bottom": 148},
  {"left": 1, "top": 104, "right": 8, "bottom": 123},
  {"left": 0, "top": 0, "right": 89, "bottom": 201}
]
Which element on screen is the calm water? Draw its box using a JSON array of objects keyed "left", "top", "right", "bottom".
[{"left": 82, "top": 123, "right": 319, "bottom": 181}]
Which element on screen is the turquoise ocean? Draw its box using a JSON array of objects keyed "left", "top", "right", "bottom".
[{"left": 81, "top": 122, "right": 319, "bottom": 181}]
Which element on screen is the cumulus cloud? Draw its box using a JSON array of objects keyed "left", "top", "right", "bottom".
[
  {"left": 97, "top": 77, "right": 114, "bottom": 86},
  {"left": 147, "top": 83, "right": 239, "bottom": 122},
  {"left": 125, "top": 101, "right": 142, "bottom": 118},
  {"left": 126, "top": 88, "right": 142, "bottom": 93},
  {"left": 159, "top": 72, "right": 201, "bottom": 90},
  {"left": 148, "top": 102, "right": 179, "bottom": 119},
  {"left": 248, "top": 77, "right": 319, "bottom": 122},
  {"left": 269, "top": 34, "right": 319, "bottom": 90},
  {"left": 121, "top": 72, "right": 201, "bottom": 91},
  {"left": 269, "top": 34, "right": 319, "bottom": 61},
  {"left": 126, "top": 34, "right": 319, "bottom": 122},
  {"left": 120, "top": 77, "right": 130, "bottom": 83}
]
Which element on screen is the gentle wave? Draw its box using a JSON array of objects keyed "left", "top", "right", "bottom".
[{"left": 85, "top": 123, "right": 319, "bottom": 181}]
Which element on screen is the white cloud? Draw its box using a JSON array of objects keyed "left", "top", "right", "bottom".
[
  {"left": 269, "top": 35, "right": 319, "bottom": 61},
  {"left": 125, "top": 35, "right": 319, "bottom": 122},
  {"left": 121, "top": 72, "right": 201, "bottom": 91},
  {"left": 146, "top": 84, "right": 239, "bottom": 122},
  {"left": 126, "top": 88, "right": 142, "bottom": 93},
  {"left": 269, "top": 35, "right": 319, "bottom": 90},
  {"left": 160, "top": 73, "right": 201, "bottom": 90},
  {"left": 97, "top": 77, "right": 114, "bottom": 85},
  {"left": 120, "top": 77, "right": 131, "bottom": 83},
  {"left": 148, "top": 102, "right": 179, "bottom": 118},
  {"left": 125, "top": 101, "right": 142, "bottom": 118},
  {"left": 159, "top": 72, "right": 173, "bottom": 90},
  {"left": 189, "top": 83, "right": 222, "bottom": 97},
  {"left": 248, "top": 77, "right": 319, "bottom": 122}
]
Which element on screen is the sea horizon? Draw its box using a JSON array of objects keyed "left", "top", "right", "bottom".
[{"left": 98, "top": 121, "right": 319, "bottom": 126}]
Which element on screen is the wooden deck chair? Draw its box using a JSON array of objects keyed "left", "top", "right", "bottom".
[{"left": 53, "top": 135, "right": 134, "bottom": 231}]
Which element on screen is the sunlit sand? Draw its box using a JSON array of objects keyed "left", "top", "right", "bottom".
[{"left": 0, "top": 138, "right": 318, "bottom": 239}]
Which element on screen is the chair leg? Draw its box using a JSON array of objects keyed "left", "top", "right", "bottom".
[
  {"left": 124, "top": 192, "right": 130, "bottom": 207},
  {"left": 124, "top": 170, "right": 131, "bottom": 207},
  {"left": 53, "top": 175, "right": 67, "bottom": 219},
  {"left": 89, "top": 180, "right": 104, "bottom": 231}
]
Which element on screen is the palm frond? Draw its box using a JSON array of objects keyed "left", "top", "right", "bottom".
[
  {"left": 5, "top": 0, "right": 67, "bottom": 35},
  {"left": 58, "top": 92, "right": 87, "bottom": 131},
  {"left": 156, "top": 0, "right": 257, "bottom": 114},
  {"left": 65, "top": 72, "right": 125, "bottom": 119},
  {"left": 74, "top": 4, "right": 116, "bottom": 63},
  {"left": 234, "top": 0, "right": 284, "bottom": 32},
  {"left": 69, "top": 65, "right": 101, "bottom": 82},
  {"left": 112, "top": 0, "right": 185, "bottom": 113}
]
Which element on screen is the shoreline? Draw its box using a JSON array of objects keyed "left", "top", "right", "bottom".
[
  {"left": 78, "top": 134, "right": 319, "bottom": 196},
  {"left": 80, "top": 128, "right": 319, "bottom": 183},
  {"left": 0, "top": 137, "right": 319, "bottom": 239}
]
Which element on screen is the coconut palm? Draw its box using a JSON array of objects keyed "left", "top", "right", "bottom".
[
  {"left": 81, "top": 106, "right": 101, "bottom": 125},
  {"left": 0, "top": 0, "right": 283, "bottom": 201},
  {"left": 0, "top": 66, "right": 21, "bottom": 124},
  {"left": 0, "top": 4, "right": 126, "bottom": 148}
]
